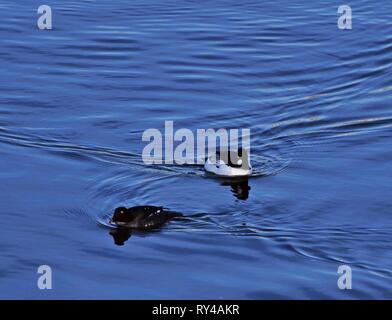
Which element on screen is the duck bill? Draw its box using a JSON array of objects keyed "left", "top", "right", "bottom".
[{"left": 109, "top": 219, "right": 127, "bottom": 226}]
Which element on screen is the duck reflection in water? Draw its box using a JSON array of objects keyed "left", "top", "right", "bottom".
[
  {"left": 108, "top": 206, "right": 183, "bottom": 246},
  {"left": 220, "top": 177, "right": 251, "bottom": 200},
  {"left": 109, "top": 227, "right": 131, "bottom": 246}
]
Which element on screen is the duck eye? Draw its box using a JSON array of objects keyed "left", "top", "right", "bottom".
[{"left": 120, "top": 210, "right": 124, "bottom": 214}]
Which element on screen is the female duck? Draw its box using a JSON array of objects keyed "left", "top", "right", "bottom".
[{"left": 109, "top": 206, "right": 182, "bottom": 230}]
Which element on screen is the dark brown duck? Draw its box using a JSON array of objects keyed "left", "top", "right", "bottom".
[{"left": 109, "top": 206, "right": 182, "bottom": 229}]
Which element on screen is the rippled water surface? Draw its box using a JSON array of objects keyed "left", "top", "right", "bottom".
[{"left": 1, "top": 0, "right": 392, "bottom": 299}]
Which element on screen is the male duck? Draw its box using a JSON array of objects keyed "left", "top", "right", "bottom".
[{"left": 204, "top": 147, "right": 252, "bottom": 177}]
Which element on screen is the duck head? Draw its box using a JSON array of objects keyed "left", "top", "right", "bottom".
[
  {"left": 109, "top": 207, "right": 133, "bottom": 225},
  {"left": 231, "top": 147, "right": 251, "bottom": 170}
]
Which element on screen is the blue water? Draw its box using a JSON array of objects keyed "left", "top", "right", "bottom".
[{"left": 0, "top": 0, "right": 391, "bottom": 299}]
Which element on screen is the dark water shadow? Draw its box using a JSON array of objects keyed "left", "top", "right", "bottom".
[
  {"left": 219, "top": 177, "right": 251, "bottom": 200},
  {"left": 109, "top": 227, "right": 132, "bottom": 246},
  {"left": 108, "top": 224, "right": 181, "bottom": 246}
]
